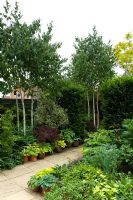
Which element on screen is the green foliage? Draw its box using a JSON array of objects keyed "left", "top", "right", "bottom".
[
  {"left": 58, "top": 81, "right": 87, "bottom": 138},
  {"left": 101, "top": 76, "right": 133, "bottom": 129},
  {"left": 35, "top": 94, "right": 68, "bottom": 128},
  {"left": 119, "top": 144, "right": 133, "bottom": 166},
  {"left": 35, "top": 168, "right": 55, "bottom": 179},
  {"left": 39, "top": 174, "right": 57, "bottom": 189},
  {"left": 44, "top": 164, "right": 133, "bottom": 200},
  {"left": 27, "top": 176, "right": 39, "bottom": 190},
  {"left": 0, "top": 110, "right": 15, "bottom": 156},
  {"left": 60, "top": 128, "right": 75, "bottom": 143},
  {"left": 39, "top": 143, "right": 53, "bottom": 154},
  {"left": 121, "top": 119, "right": 133, "bottom": 145},
  {"left": 71, "top": 26, "right": 114, "bottom": 87},
  {"left": 114, "top": 32, "right": 133, "bottom": 74},
  {"left": 83, "top": 144, "right": 121, "bottom": 174},
  {"left": 54, "top": 140, "right": 66, "bottom": 149},
  {"left": 21, "top": 143, "right": 40, "bottom": 157},
  {"left": 84, "top": 129, "right": 112, "bottom": 147}
]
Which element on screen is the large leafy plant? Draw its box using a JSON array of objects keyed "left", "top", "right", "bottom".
[
  {"left": 35, "top": 94, "right": 69, "bottom": 128},
  {"left": 39, "top": 174, "right": 57, "bottom": 189},
  {"left": 60, "top": 129, "right": 75, "bottom": 143},
  {"left": 121, "top": 119, "right": 133, "bottom": 145},
  {"left": 54, "top": 140, "right": 66, "bottom": 149}
]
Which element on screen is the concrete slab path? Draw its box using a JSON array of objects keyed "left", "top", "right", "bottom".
[{"left": 0, "top": 146, "right": 83, "bottom": 200}]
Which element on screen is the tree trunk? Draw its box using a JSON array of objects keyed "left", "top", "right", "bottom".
[
  {"left": 96, "top": 89, "right": 99, "bottom": 129},
  {"left": 16, "top": 91, "right": 20, "bottom": 133},
  {"left": 93, "top": 89, "right": 96, "bottom": 128},
  {"left": 87, "top": 90, "right": 90, "bottom": 120},
  {"left": 21, "top": 91, "right": 26, "bottom": 136},
  {"left": 31, "top": 94, "right": 34, "bottom": 130}
]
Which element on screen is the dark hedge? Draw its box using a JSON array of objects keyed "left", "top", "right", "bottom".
[{"left": 100, "top": 76, "right": 133, "bottom": 129}]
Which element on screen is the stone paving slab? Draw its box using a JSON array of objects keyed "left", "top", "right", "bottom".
[{"left": 0, "top": 146, "right": 82, "bottom": 200}]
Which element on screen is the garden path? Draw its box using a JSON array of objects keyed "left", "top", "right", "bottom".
[{"left": 0, "top": 146, "right": 83, "bottom": 200}]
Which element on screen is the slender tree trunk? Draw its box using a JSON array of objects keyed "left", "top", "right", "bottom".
[
  {"left": 96, "top": 89, "right": 99, "bottom": 129},
  {"left": 21, "top": 91, "right": 26, "bottom": 136},
  {"left": 31, "top": 94, "right": 34, "bottom": 130},
  {"left": 87, "top": 90, "right": 90, "bottom": 120},
  {"left": 93, "top": 88, "right": 96, "bottom": 128},
  {"left": 16, "top": 91, "right": 20, "bottom": 133}
]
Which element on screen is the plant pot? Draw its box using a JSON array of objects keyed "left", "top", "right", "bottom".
[
  {"left": 72, "top": 141, "right": 80, "bottom": 147},
  {"left": 41, "top": 187, "right": 50, "bottom": 195},
  {"left": 38, "top": 153, "right": 45, "bottom": 159},
  {"left": 22, "top": 156, "right": 29, "bottom": 163},
  {"left": 55, "top": 147, "right": 63, "bottom": 153},
  {"left": 33, "top": 186, "right": 39, "bottom": 192},
  {"left": 66, "top": 142, "right": 72, "bottom": 148},
  {"left": 29, "top": 156, "right": 37, "bottom": 162}
]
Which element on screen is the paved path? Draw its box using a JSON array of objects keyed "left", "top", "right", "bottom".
[{"left": 0, "top": 146, "right": 83, "bottom": 200}]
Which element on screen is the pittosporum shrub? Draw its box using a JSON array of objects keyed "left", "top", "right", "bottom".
[
  {"left": 100, "top": 76, "right": 133, "bottom": 129},
  {"left": 57, "top": 81, "right": 87, "bottom": 138},
  {"left": 34, "top": 125, "right": 59, "bottom": 143},
  {"left": 35, "top": 93, "right": 69, "bottom": 128}
]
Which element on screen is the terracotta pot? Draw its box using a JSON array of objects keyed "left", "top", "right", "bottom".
[
  {"left": 38, "top": 153, "right": 45, "bottom": 159},
  {"left": 22, "top": 156, "right": 28, "bottom": 162},
  {"left": 72, "top": 141, "right": 80, "bottom": 147},
  {"left": 33, "top": 186, "right": 39, "bottom": 192},
  {"left": 55, "top": 147, "right": 63, "bottom": 153},
  {"left": 41, "top": 187, "right": 50, "bottom": 195},
  {"left": 30, "top": 156, "right": 37, "bottom": 162}
]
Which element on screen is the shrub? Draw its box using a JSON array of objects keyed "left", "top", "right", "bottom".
[
  {"left": 0, "top": 110, "right": 15, "bottom": 156},
  {"left": 44, "top": 164, "right": 133, "bottom": 200},
  {"left": 60, "top": 128, "right": 75, "bottom": 143},
  {"left": 83, "top": 144, "right": 121, "bottom": 173},
  {"left": 84, "top": 129, "right": 112, "bottom": 147},
  {"left": 121, "top": 119, "right": 133, "bottom": 145},
  {"left": 34, "top": 125, "right": 59, "bottom": 143},
  {"left": 35, "top": 93, "right": 68, "bottom": 128},
  {"left": 57, "top": 81, "right": 87, "bottom": 138},
  {"left": 101, "top": 76, "right": 133, "bottom": 129}
]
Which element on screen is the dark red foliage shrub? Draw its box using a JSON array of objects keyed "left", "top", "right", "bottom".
[{"left": 34, "top": 125, "right": 59, "bottom": 143}]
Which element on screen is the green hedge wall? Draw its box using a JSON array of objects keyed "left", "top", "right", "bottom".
[
  {"left": 57, "top": 81, "right": 87, "bottom": 138},
  {"left": 101, "top": 76, "right": 133, "bottom": 129}
]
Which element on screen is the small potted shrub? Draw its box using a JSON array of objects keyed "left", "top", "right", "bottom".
[
  {"left": 27, "top": 143, "right": 40, "bottom": 161},
  {"left": 43, "top": 143, "right": 53, "bottom": 155},
  {"left": 60, "top": 129, "right": 75, "bottom": 147},
  {"left": 21, "top": 149, "right": 29, "bottom": 162},
  {"left": 54, "top": 140, "right": 66, "bottom": 153},
  {"left": 27, "top": 176, "right": 40, "bottom": 192},
  {"left": 38, "top": 174, "right": 58, "bottom": 195},
  {"left": 38, "top": 146, "right": 46, "bottom": 159}
]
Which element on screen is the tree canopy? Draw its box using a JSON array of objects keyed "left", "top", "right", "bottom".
[
  {"left": 70, "top": 26, "right": 115, "bottom": 88},
  {"left": 114, "top": 32, "right": 133, "bottom": 75}
]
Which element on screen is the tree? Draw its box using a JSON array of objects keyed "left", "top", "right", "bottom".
[
  {"left": 71, "top": 26, "right": 114, "bottom": 128},
  {"left": 0, "top": 1, "right": 65, "bottom": 134},
  {"left": 114, "top": 32, "right": 133, "bottom": 75}
]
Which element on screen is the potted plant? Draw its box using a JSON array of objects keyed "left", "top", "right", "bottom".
[
  {"left": 43, "top": 143, "right": 53, "bottom": 155},
  {"left": 38, "top": 146, "right": 46, "bottom": 159},
  {"left": 21, "top": 148, "right": 29, "bottom": 162},
  {"left": 38, "top": 174, "right": 57, "bottom": 195},
  {"left": 72, "top": 137, "right": 81, "bottom": 147},
  {"left": 60, "top": 129, "right": 75, "bottom": 147},
  {"left": 54, "top": 140, "right": 66, "bottom": 153},
  {"left": 27, "top": 176, "right": 40, "bottom": 192},
  {"left": 26, "top": 143, "right": 40, "bottom": 161}
]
